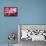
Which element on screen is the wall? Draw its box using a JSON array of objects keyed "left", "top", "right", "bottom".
[{"left": 0, "top": 0, "right": 46, "bottom": 44}]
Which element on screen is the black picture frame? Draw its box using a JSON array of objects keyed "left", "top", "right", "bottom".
[{"left": 4, "top": 7, "right": 18, "bottom": 16}]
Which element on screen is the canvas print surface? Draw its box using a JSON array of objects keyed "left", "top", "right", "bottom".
[
  {"left": 4, "top": 7, "right": 17, "bottom": 16},
  {"left": 18, "top": 25, "right": 46, "bottom": 41}
]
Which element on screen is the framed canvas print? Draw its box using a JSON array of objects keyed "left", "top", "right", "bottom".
[
  {"left": 4, "top": 7, "right": 18, "bottom": 16},
  {"left": 18, "top": 24, "right": 46, "bottom": 41}
]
